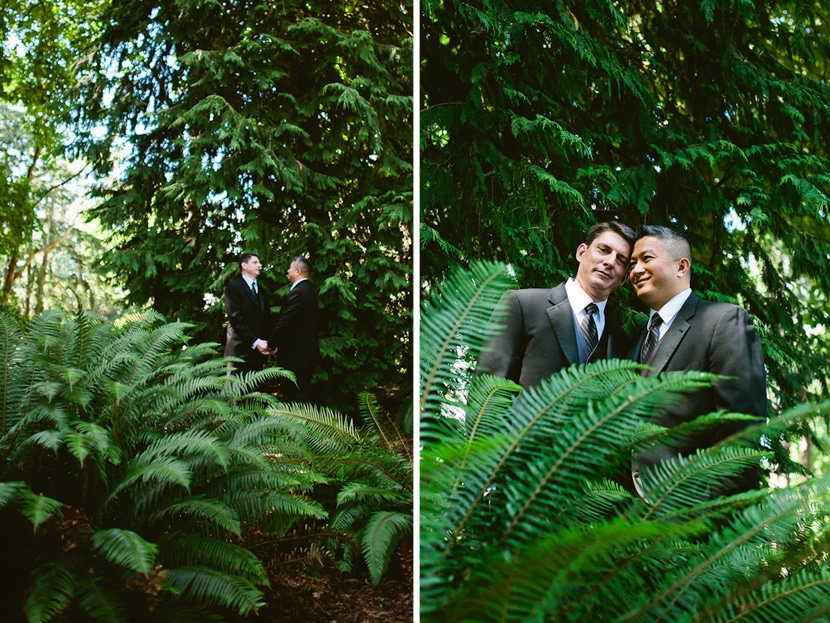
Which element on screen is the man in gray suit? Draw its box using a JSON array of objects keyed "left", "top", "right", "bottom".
[
  {"left": 478, "top": 221, "right": 635, "bottom": 388},
  {"left": 627, "top": 225, "right": 766, "bottom": 495}
]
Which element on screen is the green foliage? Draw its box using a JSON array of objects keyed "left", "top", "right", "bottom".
[
  {"left": 71, "top": 0, "right": 413, "bottom": 414},
  {"left": 0, "top": 309, "right": 327, "bottom": 621},
  {"left": 421, "top": 0, "right": 830, "bottom": 436},
  {"left": 420, "top": 260, "right": 830, "bottom": 622},
  {"left": 0, "top": 1, "right": 114, "bottom": 315},
  {"left": 267, "top": 391, "right": 413, "bottom": 585}
]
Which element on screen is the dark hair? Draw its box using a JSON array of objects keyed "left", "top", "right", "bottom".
[
  {"left": 586, "top": 221, "right": 636, "bottom": 248},
  {"left": 239, "top": 253, "right": 259, "bottom": 267},
  {"left": 634, "top": 225, "right": 692, "bottom": 264},
  {"left": 292, "top": 256, "right": 311, "bottom": 276}
]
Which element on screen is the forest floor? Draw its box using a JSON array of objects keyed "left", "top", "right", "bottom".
[{"left": 241, "top": 532, "right": 414, "bottom": 623}]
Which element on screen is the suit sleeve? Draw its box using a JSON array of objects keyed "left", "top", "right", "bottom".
[
  {"left": 271, "top": 286, "right": 304, "bottom": 346},
  {"left": 709, "top": 306, "right": 767, "bottom": 420},
  {"left": 225, "top": 282, "right": 260, "bottom": 348},
  {"left": 476, "top": 290, "right": 524, "bottom": 383}
]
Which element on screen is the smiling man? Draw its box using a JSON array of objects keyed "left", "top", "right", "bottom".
[
  {"left": 627, "top": 225, "right": 767, "bottom": 496},
  {"left": 477, "top": 221, "right": 635, "bottom": 388}
]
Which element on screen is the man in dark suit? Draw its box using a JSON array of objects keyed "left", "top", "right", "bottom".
[
  {"left": 223, "top": 252, "right": 272, "bottom": 375},
  {"left": 477, "top": 221, "right": 635, "bottom": 388},
  {"left": 270, "top": 256, "right": 320, "bottom": 402},
  {"left": 627, "top": 225, "right": 766, "bottom": 496}
]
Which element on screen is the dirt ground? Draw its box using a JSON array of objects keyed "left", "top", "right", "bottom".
[{"left": 245, "top": 535, "right": 414, "bottom": 623}]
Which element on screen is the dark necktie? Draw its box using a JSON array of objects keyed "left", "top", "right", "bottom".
[
  {"left": 640, "top": 314, "right": 663, "bottom": 364},
  {"left": 251, "top": 281, "right": 258, "bottom": 297},
  {"left": 581, "top": 302, "right": 599, "bottom": 358}
]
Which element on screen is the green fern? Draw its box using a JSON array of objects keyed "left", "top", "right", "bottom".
[
  {"left": 420, "top": 260, "right": 830, "bottom": 622},
  {"left": 164, "top": 565, "right": 265, "bottom": 615},
  {"left": 90, "top": 528, "right": 158, "bottom": 575},
  {"left": 267, "top": 396, "right": 413, "bottom": 585},
  {"left": 0, "top": 309, "right": 328, "bottom": 620}
]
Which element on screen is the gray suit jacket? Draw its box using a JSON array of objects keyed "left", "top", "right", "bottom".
[
  {"left": 477, "top": 283, "right": 627, "bottom": 388},
  {"left": 628, "top": 292, "right": 766, "bottom": 489}
]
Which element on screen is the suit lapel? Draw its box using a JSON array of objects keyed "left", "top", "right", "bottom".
[
  {"left": 546, "top": 285, "right": 580, "bottom": 365},
  {"left": 643, "top": 293, "right": 699, "bottom": 377},
  {"left": 240, "top": 278, "right": 257, "bottom": 303}
]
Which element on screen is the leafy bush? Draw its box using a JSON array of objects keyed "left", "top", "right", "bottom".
[
  {"left": 0, "top": 310, "right": 326, "bottom": 622},
  {"left": 268, "top": 392, "right": 413, "bottom": 586},
  {"left": 420, "top": 261, "right": 830, "bottom": 622}
]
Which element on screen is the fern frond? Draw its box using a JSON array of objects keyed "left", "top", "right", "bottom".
[
  {"left": 19, "top": 488, "right": 63, "bottom": 530},
  {"left": 621, "top": 477, "right": 830, "bottom": 621},
  {"left": 0, "top": 480, "right": 25, "bottom": 509},
  {"left": 76, "top": 576, "right": 129, "bottom": 622},
  {"left": 164, "top": 566, "right": 265, "bottom": 615},
  {"left": 709, "top": 566, "right": 830, "bottom": 623},
  {"left": 640, "top": 445, "right": 771, "bottom": 519},
  {"left": 336, "top": 481, "right": 409, "bottom": 505},
  {"left": 357, "top": 392, "right": 411, "bottom": 461},
  {"left": 90, "top": 528, "right": 158, "bottom": 575},
  {"left": 107, "top": 457, "right": 192, "bottom": 506},
  {"left": 158, "top": 532, "right": 269, "bottom": 585},
  {"left": 150, "top": 496, "right": 241, "bottom": 536},
  {"left": 0, "top": 311, "right": 22, "bottom": 435},
  {"left": 267, "top": 402, "right": 362, "bottom": 449},
  {"left": 419, "top": 260, "right": 516, "bottom": 418},
  {"left": 361, "top": 510, "right": 412, "bottom": 585},
  {"left": 23, "top": 561, "right": 77, "bottom": 623}
]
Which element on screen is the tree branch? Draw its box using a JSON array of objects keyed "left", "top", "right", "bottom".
[{"left": 13, "top": 223, "right": 77, "bottom": 281}]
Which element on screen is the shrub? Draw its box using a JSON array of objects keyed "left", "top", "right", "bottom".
[
  {"left": 0, "top": 310, "right": 326, "bottom": 622},
  {"left": 268, "top": 392, "right": 413, "bottom": 586}
]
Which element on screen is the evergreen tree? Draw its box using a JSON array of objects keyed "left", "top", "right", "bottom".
[
  {"left": 421, "top": 0, "right": 830, "bottom": 435},
  {"left": 73, "top": 0, "right": 413, "bottom": 413}
]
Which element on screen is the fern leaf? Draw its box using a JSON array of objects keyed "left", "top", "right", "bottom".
[
  {"left": 419, "top": 260, "right": 516, "bottom": 418},
  {"left": 76, "top": 576, "right": 128, "bottom": 623},
  {"left": 23, "top": 561, "right": 76, "bottom": 623},
  {"left": 158, "top": 532, "right": 268, "bottom": 585},
  {"left": 361, "top": 510, "right": 412, "bottom": 585},
  {"left": 0, "top": 480, "right": 25, "bottom": 510},
  {"left": 165, "top": 566, "right": 265, "bottom": 615},
  {"left": 90, "top": 528, "right": 158, "bottom": 575},
  {"left": 19, "top": 489, "right": 63, "bottom": 530},
  {"left": 150, "top": 496, "right": 241, "bottom": 536}
]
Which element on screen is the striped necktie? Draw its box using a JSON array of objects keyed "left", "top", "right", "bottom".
[{"left": 581, "top": 302, "right": 599, "bottom": 358}]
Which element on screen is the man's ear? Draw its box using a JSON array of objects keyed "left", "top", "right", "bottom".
[
  {"left": 575, "top": 243, "right": 588, "bottom": 262},
  {"left": 677, "top": 257, "right": 691, "bottom": 278}
]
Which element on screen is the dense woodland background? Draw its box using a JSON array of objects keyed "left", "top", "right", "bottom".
[
  {"left": 1, "top": 0, "right": 413, "bottom": 416},
  {"left": 0, "top": 1, "right": 413, "bottom": 621},
  {"left": 422, "top": 0, "right": 830, "bottom": 477}
]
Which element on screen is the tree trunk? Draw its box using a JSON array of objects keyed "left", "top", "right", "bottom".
[{"left": 2, "top": 255, "right": 17, "bottom": 305}]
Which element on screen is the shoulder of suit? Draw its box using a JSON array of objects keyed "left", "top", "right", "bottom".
[
  {"left": 686, "top": 294, "right": 750, "bottom": 319},
  {"left": 510, "top": 283, "right": 566, "bottom": 300}
]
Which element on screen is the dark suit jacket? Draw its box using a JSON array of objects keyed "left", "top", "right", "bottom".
[
  {"left": 270, "top": 280, "right": 320, "bottom": 372},
  {"left": 477, "top": 282, "right": 628, "bottom": 388},
  {"left": 223, "top": 276, "right": 272, "bottom": 369},
  {"left": 628, "top": 292, "right": 766, "bottom": 486}
]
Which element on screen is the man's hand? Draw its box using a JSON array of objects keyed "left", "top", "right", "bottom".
[{"left": 255, "top": 340, "right": 270, "bottom": 354}]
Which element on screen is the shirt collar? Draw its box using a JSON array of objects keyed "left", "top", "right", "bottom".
[
  {"left": 651, "top": 288, "right": 692, "bottom": 328},
  {"left": 242, "top": 275, "right": 257, "bottom": 287},
  {"left": 565, "top": 278, "right": 608, "bottom": 315},
  {"left": 290, "top": 277, "right": 308, "bottom": 291}
]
